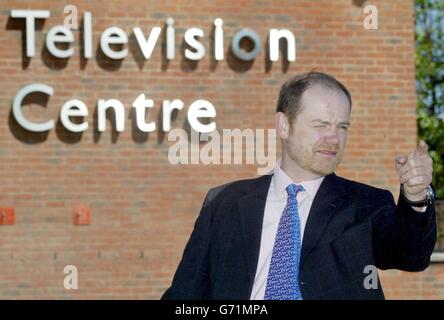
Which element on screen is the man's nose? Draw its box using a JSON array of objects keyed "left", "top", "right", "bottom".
[{"left": 325, "top": 128, "right": 340, "bottom": 144}]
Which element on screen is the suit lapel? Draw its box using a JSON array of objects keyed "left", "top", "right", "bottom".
[
  {"left": 237, "top": 174, "right": 272, "bottom": 294},
  {"left": 300, "top": 173, "right": 348, "bottom": 266}
]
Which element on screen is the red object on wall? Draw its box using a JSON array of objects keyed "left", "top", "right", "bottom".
[
  {"left": 0, "top": 208, "right": 15, "bottom": 225},
  {"left": 73, "top": 206, "right": 91, "bottom": 225}
]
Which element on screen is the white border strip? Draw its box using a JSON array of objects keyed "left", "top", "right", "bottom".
[{"left": 431, "top": 252, "right": 444, "bottom": 262}]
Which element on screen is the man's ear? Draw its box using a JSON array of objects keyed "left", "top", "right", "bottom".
[{"left": 276, "top": 112, "right": 290, "bottom": 140}]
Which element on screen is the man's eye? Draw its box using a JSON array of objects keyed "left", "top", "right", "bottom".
[
  {"left": 340, "top": 125, "right": 349, "bottom": 130},
  {"left": 313, "top": 124, "right": 326, "bottom": 128}
]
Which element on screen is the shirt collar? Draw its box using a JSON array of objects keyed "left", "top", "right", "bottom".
[{"left": 273, "top": 159, "right": 325, "bottom": 200}]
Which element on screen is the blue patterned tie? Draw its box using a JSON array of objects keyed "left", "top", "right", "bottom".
[{"left": 264, "top": 183, "right": 305, "bottom": 300}]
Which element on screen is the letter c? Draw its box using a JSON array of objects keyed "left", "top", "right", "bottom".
[{"left": 13, "top": 83, "right": 54, "bottom": 132}]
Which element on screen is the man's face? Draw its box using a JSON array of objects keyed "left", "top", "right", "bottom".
[{"left": 281, "top": 84, "right": 351, "bottom": 178}]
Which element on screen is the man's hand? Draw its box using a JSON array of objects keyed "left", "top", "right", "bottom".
[{"left": 395, "top": 140, "right": 433, "bottom": 204}]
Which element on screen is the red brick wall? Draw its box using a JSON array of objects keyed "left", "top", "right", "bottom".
[
  {"left": 380, "top": 264, "right": 444, "bottom": 299},
  {"left": 0, "top": 0, "right": 442, "bottom": 299}
]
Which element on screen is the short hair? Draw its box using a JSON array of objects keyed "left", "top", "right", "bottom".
[{"left": 276, "top": 71, "right": 352, "bottom": 125}]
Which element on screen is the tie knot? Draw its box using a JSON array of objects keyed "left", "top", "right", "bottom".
[{"left": 286, "top": 183, "right": 305, "bottom": 197}]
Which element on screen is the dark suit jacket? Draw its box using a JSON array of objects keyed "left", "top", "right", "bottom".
[{"left": 162, "top": 173, "right": 437, "bottom": 299}]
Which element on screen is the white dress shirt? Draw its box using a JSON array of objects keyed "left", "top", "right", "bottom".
[{"left": 250, "top": 162, "right": 324, "bottom": 300}]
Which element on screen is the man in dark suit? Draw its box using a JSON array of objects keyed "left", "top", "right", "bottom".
[{"left": 162, "top": 72, "right": 436, "bottom": 300}]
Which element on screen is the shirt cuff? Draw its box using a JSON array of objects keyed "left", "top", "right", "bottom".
[{"left": 411, "top": 205, "right": 428, "bottom": 213}]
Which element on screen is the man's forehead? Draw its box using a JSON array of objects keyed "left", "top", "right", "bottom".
[
  {"left": 299, "top": 85, "right": 351, "bottom": 114},
  {"left": 302, "top": 84, "right": 349, "bottom": 104}
]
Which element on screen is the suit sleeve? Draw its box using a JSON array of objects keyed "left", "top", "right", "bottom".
[
  {"left": 161, "top": 190, "right": 215, "bottom": 299},
  {"left": 373, "top": 187, "right": 437, "bottom": 271}
]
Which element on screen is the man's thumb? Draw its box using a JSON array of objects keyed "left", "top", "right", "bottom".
[{"left": 395, "top": 154, "right": 407, "bottom": 166}]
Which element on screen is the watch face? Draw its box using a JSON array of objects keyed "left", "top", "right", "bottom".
[
  {"left": 427, "top": 187, "right": 435, "bottom": 201},
  {"left": 427, "top": 190, "right": 435, "bottom": 200}
]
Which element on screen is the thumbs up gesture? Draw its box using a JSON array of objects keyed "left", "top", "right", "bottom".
[{"left": 395, "top": 140, "right": 433, "bottom": 202}]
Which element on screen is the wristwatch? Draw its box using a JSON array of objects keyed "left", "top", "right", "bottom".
[{"left": 400, "top": 184, "right": 435, "bottom": 208}]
